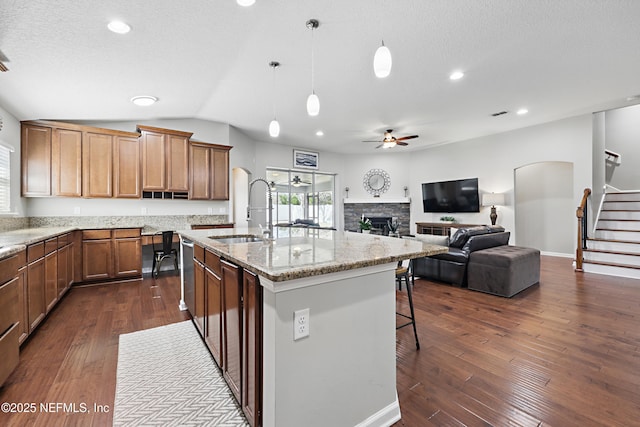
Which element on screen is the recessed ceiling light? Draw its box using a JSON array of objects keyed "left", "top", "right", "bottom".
[
  {"left": 107, "top": 20, "right": 131, "bottom": 34},
  {"left": 516, "top": 108, "right": 529, "bottom": 115},
  {"left": 316, "top": 130, "right": 324, "bottom": 136},
  {"left": 237, "top": 0, "right": 255, "bottom": 6},
  {"left": 131, "top": 95, "right": 157, "bottom": 106},
  {"left": 449, "top": 71, "right": 464, "bottom": 80}
]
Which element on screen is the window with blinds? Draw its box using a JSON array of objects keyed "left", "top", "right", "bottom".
[{"left": 0, "top": 144, "right": 10, "bottom": 213}]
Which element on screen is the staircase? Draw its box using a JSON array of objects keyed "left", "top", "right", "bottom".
[{"left": 582, "top": 191, "right": 640, "bottom": 279}]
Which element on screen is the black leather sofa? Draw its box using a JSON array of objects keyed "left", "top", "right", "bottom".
[{"left": 412, "top": 226, "right": 510, "bottom": 286}]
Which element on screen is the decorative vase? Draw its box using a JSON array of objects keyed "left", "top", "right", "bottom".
[
  {"left": 389, "top": 232, "right": 400, "bottom": 238},
  {"left": 362, "top": 229, "right": 371, "bottom": 234}
]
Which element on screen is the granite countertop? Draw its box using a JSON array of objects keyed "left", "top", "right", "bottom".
[
  {"left": 178, "top": 226, "right": 448, "bottom": 282},
  {"left": 0, "top": 227, "right": 77, "bottom": 259}
]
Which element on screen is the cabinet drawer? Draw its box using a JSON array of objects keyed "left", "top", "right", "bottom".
[
  {"left": 82, "top": 230, "right": 112, "bottom": 240},
  {"left": 0, "top": 253, "right": 23, "bottom": 286},
  {"left": 0, "top": 276, "right": 19, "bottom": 334},
  {"left": 57, "top": 233, "right": 70, "bottom": 247},
  {"left": 0, "top": 323, "right": 19, "bottom": 386},
  {"left": 205, "top": 249, "right": 221, "bottom": 276},
  {"left": 27, "top": 242, "right": 45, "bottom": 263},
  {"left": 194, "top": 244, "right": 205, "bottom": 263},
  {"left": 45, "top": 237, "right": 57, "bottom": 254},
  {"left": 113, "top": 228, "right": 140, "bottom": 239}
]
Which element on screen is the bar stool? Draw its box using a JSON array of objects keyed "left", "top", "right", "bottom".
[
  {"left": 396, "top": 259, "right": 420, "bottom": 349},
  {"left": 152, "top": 231, "right": 179, "bottom": 278}
]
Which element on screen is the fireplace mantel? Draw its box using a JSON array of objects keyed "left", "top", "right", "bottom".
[{"left": 343, "top": 198, "right": 411, "bottom": 204}]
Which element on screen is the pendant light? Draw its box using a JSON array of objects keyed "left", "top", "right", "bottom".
[
  {"left": 373, "top": 0, "right": 392, "bottom": 78},
  {"left": 373, "top": 40, "right": 392, "bottom": 78},
  {"left": 268, "top": 61, "right": 280, "bottom": 138},
  {"left": 306, "top": 19, "right": 320, "bottom": 116}
]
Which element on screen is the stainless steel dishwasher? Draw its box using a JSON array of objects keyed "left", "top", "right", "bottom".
[{"left": 179, "top": 236, "right": 194, "bottom": 315}]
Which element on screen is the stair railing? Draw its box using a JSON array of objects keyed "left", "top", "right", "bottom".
[{"left": 575, "top": 188, "right": 592, "bottom": 272}]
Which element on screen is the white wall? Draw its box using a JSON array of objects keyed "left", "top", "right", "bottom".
[
  {"left": 0, "top": 106, "right": 27, "bottom": 216},
  {"left": 604, "top": 104, "right": 640, "bottom": 191}
]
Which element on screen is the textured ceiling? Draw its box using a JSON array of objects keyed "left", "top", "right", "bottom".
[{"left": 1, "top": 0, "right": 639, "bottom": 153}]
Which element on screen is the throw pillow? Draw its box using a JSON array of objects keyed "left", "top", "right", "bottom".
[{"left": 410, "top": 233, "right": 449, "bottom": 246}]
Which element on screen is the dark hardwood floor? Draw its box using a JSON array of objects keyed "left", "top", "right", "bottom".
[{"left": 1, "top": 257, "right": 639, "bottom": 426}]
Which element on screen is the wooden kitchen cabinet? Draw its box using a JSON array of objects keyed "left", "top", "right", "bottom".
[
  {"left": 21, "top": 124, "right": 52, "bottom": 196},
  {"left": 138, "top": 124, "right": 192, "bottom": 193},
  {"left": 52, "top": 128, "right": 82, "bottom": 197},
  {"left": 0, "top": 263, "right": 20, "bottom": 386},
  {"left": 44, "top": 239, "right": 58, "bottom": 313},
  {"left": 16, "top": 259, "right": 28, "bottom": 345},
  {"left": 189, "top": 141, "right": 231, "bottom": 200},
  {"left": 222, "top": 259, "right": 242, "bottom": 404},
  {"left": 114, "top": 135, "right": 141, "bottom": 198},
  {"left": 193, "top": 246, "right": 206, "bottom": 337},
  {"left": 205, "top": 267, "right": 223, "bottom": 367},
  {"left": 242, "top": 269, "right": 263, "bottom": 427},
  {"left": 82, "top": 229, "right": 141, "bottom": 282},
  {"left": 27, "top": 243, "right": 46, "bottom": 332},
  {"left": 83, "top": 132, "right": 113, "bottom": 198}
]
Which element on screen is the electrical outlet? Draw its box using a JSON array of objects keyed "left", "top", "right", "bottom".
[
  {"left": 293, "top": 308, "right": 310, "bottom": 340},
  {"left": 207, "top": 207, "right": 213, "bottom": 214}
]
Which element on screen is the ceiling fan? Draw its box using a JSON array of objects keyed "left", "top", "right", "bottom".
[
  {"left": 291, "top": 175, "right": 311, "bottom": 187},
  {"left": 363, "top": 129, "right": 419, "bottom": 149}
]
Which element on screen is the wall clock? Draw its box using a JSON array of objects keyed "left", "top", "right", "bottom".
[{"left": 363, "top": 169, "right": 390, "bottom": 197}]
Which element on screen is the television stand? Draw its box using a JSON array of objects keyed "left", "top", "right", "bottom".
[{"left": 415, "top": 222, "right": 485, "bottom": 237}]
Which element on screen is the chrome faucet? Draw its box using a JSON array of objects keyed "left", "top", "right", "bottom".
[{"left": 247, "top": 178, "right": 273, "bottom": 239}]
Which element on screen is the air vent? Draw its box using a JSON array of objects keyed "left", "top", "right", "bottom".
[
  {"left": 491, "top": 111, "right": 508, "bottom": 117},
  {"left": 0, "top": 116, "right": 3, "bottom": 131}
]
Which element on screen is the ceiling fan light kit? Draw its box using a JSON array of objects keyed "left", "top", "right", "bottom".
[
  {"left": 374, "top": 40, "right": 392, "bottom": 78},
  {"left": 236, "top": 0, "right": 255, "bottom": 6},
  {"left": 130, "top": 95, "right": 157, "bottom": 106}
]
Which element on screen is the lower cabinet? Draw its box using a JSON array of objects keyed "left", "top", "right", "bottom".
[
  {"left": 27, "top": 243, "right": 46, "bottom": 332},
  {"left": 0, "top": 252, "right": 23, "bottom": 386},
  {"left": 194, "top": 244, "right": 263, "bottom": 427},
  {"left": 82, "top": 229, "right": 141, "bottom": 282}
]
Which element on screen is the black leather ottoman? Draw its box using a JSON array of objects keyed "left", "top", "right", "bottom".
[{"left": 467, "top": 246, "right": 540, "bottom": 297}]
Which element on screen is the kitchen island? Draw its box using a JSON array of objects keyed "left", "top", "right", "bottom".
[{"left": 178, "top": 226, "right": 447, "bottom": 427}]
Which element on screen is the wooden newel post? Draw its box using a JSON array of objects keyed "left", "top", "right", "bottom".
[{"left": 576, "top": 205, "right": 584, "bottom": 272}]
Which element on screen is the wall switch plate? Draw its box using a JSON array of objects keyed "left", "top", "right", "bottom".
[
  {"left": 293, "top": 308, "right": 310, "bottom": 340},
  {"left": 207, "top": 207, "right": 213, "bottom": 214},
  {"left": 141, "top": 207, "right": 147, "bottom": 215},
  {"left": 73, "top": 207, "right": 80, "bottom": 215}
]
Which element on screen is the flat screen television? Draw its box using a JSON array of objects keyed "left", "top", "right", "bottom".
[{"left": 422, "top": 178, "right": 480, "bottom": 213}]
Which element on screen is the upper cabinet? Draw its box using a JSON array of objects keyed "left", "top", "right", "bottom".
[
  {"left": 190, "top": 142, "right": 231, "bottom": 200},
  {"left": 21, "top": 121, "right": 231, "bottom": 201},
  {"left": 137, "top": 125, "right": 192, "bottom": 194}
]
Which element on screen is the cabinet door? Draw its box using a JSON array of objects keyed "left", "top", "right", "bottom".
[
  {"left": 27, "top": 258, "right": 46, "bottom": 332},
  {"left": 140, "top": 131, "right": 166, "bottom": 191},
  {"left": 52, "top": 128, "right": 82, "bottom": 197},
  {"left": 206, "top": 268, "right": 223, "bottom": 367},
  {"left": 189, "top": 143, "right": 211, "bottom": 200},
  {"left": 222, "top": 259, "right": 242, "bottom": 403},
  {"left": 114, "top": 136, "right": 141, "bottom": 198},
  {"left": 211, "top": 148, "right": 230, "bottom": 200},
  {"left": 242, "top": 269, "right": 262, "bottom": 427},
  {"left": 113, "top": 237, "right": 142, "bottom": 278},
  {"left": 166, "top": 135, "right": 189, "bottom": 192},
  {"left": 194, "top": 259, "right": 206, "bottom": 337},
  {"left": 83, "top": 132, "right": 113, "bottom": 198},
  {"left": 82, "top": 239, "right": 113, "bottom": 281},
  {"left": 21, "top": 124, "right": 51, "bottom": 196},
  {"left": 17, "top": 267, "right": 28, "bottom": 345},
  {"left": 57, "top": 245, "right": 69, "bottom": 298},
  {"left": 44, "top": 250, "right": 58, "bottom": 312}
]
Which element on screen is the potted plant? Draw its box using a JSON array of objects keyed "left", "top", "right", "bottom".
[
  {"left": 439, "top": 216, "right": 456, "bottom": 223},
  {"left": 359, "top": 217, "right": 372, "bottom": 234},
  {"left": 387, "top": 219, "right": 400, "bottom": 237}
]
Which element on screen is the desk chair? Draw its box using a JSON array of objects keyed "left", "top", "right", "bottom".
[
  {"left": 152, "top": 231, "right": 179, "bottom": 278},
  {"left": 396, "top": 259, "right": 420, "bottom": 349}
]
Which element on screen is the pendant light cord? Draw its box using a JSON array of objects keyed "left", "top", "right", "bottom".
[{"left": 310, "top": 25, "right": 315, "bottom": 94}]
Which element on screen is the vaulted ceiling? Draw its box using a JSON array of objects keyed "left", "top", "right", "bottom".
[{"left": 1, "top": 0, "right": 639, "bottom": 153}]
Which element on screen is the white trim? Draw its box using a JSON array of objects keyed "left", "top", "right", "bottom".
[
  {"left": 354, "top": 393, "right": 402, "bottom": 427},
  {"left": 540, "top": 250, "right": 573, "bottom": 258},
  {"left": 0, "top": 141, "right": 15, "bottom": 152},
  {"left": 258, "top": 262, "right": 396, "bottom": 293}
]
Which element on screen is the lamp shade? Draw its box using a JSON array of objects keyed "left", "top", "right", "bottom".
[
  {"left": 269, "top": 119, "right": 280, "bottom": 137},
  {"left": 306, "top": 92, "right": 320, "bottom": 116},
  {"left": 482, "top": 193, "right": 505, "bottom": 207},
  {"left": 373, "top": 43, "right": 392, "bottom": 78}
]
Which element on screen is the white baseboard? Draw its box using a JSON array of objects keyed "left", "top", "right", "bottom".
[{"left": 355, "top": 394, "right": 402, "bottom": 427}]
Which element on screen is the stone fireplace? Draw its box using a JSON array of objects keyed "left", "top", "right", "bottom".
[{"left": 344, "top": 201, "right": 411, "bottom": 236}]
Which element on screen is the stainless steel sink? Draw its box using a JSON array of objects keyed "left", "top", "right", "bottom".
[{"left": 209, "top": 235, "right": 263, "bottom": 244}]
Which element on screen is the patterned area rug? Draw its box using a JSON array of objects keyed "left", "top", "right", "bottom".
[{"left": 114, "top": 321, "right": 248, "bottom": 426}]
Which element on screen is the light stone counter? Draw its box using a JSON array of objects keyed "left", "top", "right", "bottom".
[
  {"left": 0, "top": 227, "right": 77, "bottom": 259},
  {"left": 178, "top": 226, "right": 447, "bottom": 283}
]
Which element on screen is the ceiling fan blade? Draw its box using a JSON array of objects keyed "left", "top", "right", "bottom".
[
  {"left": 362, "top": 140, "right": 383, "bottom": 143},
  {"left": 396, "top": 141, "right": 409, "bottom": 146},
  {"left": 375, "top": 144, "right": 384, "bottom": 149},
  {"left": 396, "top": 135, "right": 419, "bottom": 141}
]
